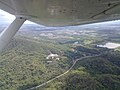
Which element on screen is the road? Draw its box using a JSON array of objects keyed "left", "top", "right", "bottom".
[{"left": 27, "top": 55, "right": 100, "bottom": 90}]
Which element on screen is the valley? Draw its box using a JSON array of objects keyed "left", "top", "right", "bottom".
[{"left": 0, "top": 23, "right": 120, "bottom": 90}]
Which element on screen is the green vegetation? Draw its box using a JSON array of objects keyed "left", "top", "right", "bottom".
[
  {"left": 0, "top": 26, "right": 120, "bottom": 90},
  {"left": 43, "top": 50, "right": 120, "bottom": 90},
  {"left": 0, "top": 36, "right": 71, "bottom": 90}
]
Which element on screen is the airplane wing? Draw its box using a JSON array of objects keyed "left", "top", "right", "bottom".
[
  {"left": 0, "top": 0, "right": 120, "bottom": 26},
  {"left": 0, "top": 0, "right": 120, "bottom": 52}
]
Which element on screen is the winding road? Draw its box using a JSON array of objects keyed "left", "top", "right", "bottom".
[{"left": 27, "top": 55, "right": 100, "bottom": 90}]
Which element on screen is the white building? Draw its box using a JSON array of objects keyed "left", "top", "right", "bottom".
[{"left": 46, "top": 53, "right": 59, "bottom": 60}]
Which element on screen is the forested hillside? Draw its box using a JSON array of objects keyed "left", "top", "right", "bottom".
[
  {"left": 0, "top": 25, "right": 120, "bottom": 90},
  {"left": 0, "top": 36, "right": 71, "bottom": 90},
  {"left": 41, "top": 51, "right": 120, "bottom": 90}
]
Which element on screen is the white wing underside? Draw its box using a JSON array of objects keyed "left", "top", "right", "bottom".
[
  {"left": 0, "top": 0, "right": 120, "bottom": 26},
  {"left": 0, "top": 0, "right": 120, "bottom": 52}
]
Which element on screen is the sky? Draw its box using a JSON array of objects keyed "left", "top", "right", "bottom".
[
  {"left": 0, "top": 9, "right": 38, "bottom": 25},
  {"left": 0, "top": 9, "right": 120, "bottom": 28}
]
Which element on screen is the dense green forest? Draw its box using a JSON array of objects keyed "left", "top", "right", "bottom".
[
  {"left": 0, "top": 27, "right": 120, "bottom": 90},
  {"left": 41, "top": 51, "right": 120, "bottom": 90},
  {"left": 0, "top": 36, "right": 71, "bottom": 90}
]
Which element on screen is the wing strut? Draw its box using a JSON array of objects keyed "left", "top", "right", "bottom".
[{"left": 0, "top": 17, "right": 26, "bottom": 52}]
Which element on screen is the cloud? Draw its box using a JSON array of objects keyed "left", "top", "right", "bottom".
[
  {"left": 0, "top": 9, "right": 38, "bottom": 25},
  {"left": 0, "top": 9, "right": 15, "bottom": 24}
]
